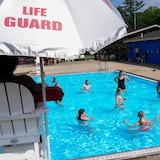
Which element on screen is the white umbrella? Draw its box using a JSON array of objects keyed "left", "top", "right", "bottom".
[
  {"left": 0, "top": 0, "right": 127, "bottom": 56},
  {"left": 0, "top": 0, "right": 127, "bottom": 159}
]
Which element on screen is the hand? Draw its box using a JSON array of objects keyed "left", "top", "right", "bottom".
[
  {"left": 89, "top": 117, "right": 94, "bottom": 121},
  {"left": 155, "top": 114, "right": 159, "bottom": 121},
  {"left": 124, "top": 120, "right": 127, "bottom": 124}
]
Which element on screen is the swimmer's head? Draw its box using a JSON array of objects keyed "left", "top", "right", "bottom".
[
  {"left": 138, "top": 111, "right": 144, "bottom": 118},
  {"left": 52, "top": 77, "right": 56, "bottom": 82},
  {"left": 119, "top": 70, "right": 124, "bottom": 76},
  {"left": 78, "top": 109, "right": 85, "bottom": 120},
  {"left": 55, "top": 83, "right": 60, "bottom": 88},
  {"left": 85, "top": 80, "right": 89, "bottom": 85},
  {"left": 138, "top": 111, "right": 144, "bottom": 126},
  {"left": 116, "top": 88, "right": 122, "bottom": 95}
]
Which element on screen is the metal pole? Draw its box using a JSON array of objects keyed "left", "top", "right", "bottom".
[{"left": 40, "top": 57, "right": 51, "bottom": 160}]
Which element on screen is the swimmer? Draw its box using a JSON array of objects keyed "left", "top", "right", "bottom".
[
  {"left": 76, "top": 109, "right": 94, "bottom": 126},
  {"left": 114, "top": 70, "right": 130, "bottom": 91},
  {"left": 52, "top": 77, "right": 56, "bottom": 86},
  {"left": 44, "top": 80, "right": 49, "bottom": 87},
  {"left": 115, "top": 88, "right": 127, "bottom": 109},
  {"left": 124, "top": 111, "right": 159, "bottom": 131},
  {"left": 156, "top": 80, "right": 160, "bottom": 97},
  {"left": 81, "top": 80, "right": 92, "bottom": 92},
  {"left": 55, "top": 83, "right": 63, "bottom": 106}
]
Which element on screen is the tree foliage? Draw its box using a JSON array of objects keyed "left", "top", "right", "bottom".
[
  {"left": 117, "top": 0, "right": 160, "bottom": 31},
  {"left": 139, "top": 7, "right": 160, "bottom": 27},
  {"left": 117, "top": 0, "right": 144, "bottom": 31}
]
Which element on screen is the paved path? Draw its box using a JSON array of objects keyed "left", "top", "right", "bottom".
[{"left": 15, "top": 60, "right": 160, "bottom": 81}]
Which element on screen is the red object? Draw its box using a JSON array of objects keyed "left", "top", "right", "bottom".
[
  {"left": 34, "top": 86, "right": 64, "bottom": 102},
  {"left": 18, "top": 57, "right": 30, "bottom": 64}
]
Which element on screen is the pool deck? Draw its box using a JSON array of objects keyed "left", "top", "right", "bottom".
[
  {"left": 15, "top": 60, "right": 160, "bottom": 82},
  {"left": 15, "top": 60, "right": 160, "bottom": 160}
]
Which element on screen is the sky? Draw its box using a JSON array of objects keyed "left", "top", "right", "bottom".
[
  {"left": 0, "top": 0, "right": 159, "bottom": 11},
  {"left": 110, "top": 0, "right": 160, "bottom": 11}
]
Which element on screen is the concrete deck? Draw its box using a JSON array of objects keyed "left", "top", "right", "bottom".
[{"left": 15, "top": 60, "right": 160, "bottom": 82}]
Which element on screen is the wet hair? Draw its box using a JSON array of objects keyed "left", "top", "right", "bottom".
[
  {"left": 119, "top": 70, "right": 124, "bottom": 76},
  {"left": 85, "top": 80, "right": 88, "bottom": 83},
  {"left": 52, "top": 77, "right": 56, "bottom": 82},
  {"left": 116, "top": 88, "right": 122, "bottom": 96},
  {"left": 138, "top": 111, "right": 144, "bottom": 126},
  {"left": 78, "top": 109, "right": 85, "bottom": 120},
  {"left": 55, "top": 83, "right": 60, "bottom": 87},
  {"left": 0, "top": 55, "right": 18, "bottom": 77}
]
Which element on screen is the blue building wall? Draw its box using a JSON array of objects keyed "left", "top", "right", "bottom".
[{"left": 128, "top": 40, "right": 160, "bottom": 64}]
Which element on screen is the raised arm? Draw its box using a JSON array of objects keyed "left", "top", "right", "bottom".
[
  {"left": 125, "top": 76, "right": 130, "bottom": 82},
  {"left": 114, "top": 76, "right": 118, "bottom": 83},
  {"left": 150, "top": 114, "right": 159, "bottom": 126},
  {"left": 81, "top": 84, "right": 85, "bottom": 91},
  {"left": 157, "top": 84, "right": 160, "bottom": 94},
  {"left": 81, "top": 116, "right": 94, "bottom": 121},
  {"left": 124, "top": 120, "right": 139, "bottom": 127}
]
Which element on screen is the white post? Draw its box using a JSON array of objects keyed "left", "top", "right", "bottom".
[
  {"left": 40, "top": 57, "right": 51, "bottom": 160},
  {"left": 36, "top": 57, "right": 40, "bottom": 75}
]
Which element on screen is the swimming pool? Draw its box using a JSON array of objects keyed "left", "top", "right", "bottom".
[{"left": 34, "top": 72, "right": 160, "bottom": 160}]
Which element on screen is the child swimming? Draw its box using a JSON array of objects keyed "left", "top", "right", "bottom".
[
  {"left": 124, "top": 111, "right": 159, "bottom": 131},
  {"left": 81, "top": 80, "right": 92, "bottom": 92},
  {"left": 76, "top": 109, "right": 94, "bottom": 126},
  {"left": 157, "top": 80, "right": 160, "bottom": 97},
  {"left": 115, "top": 88, "right": 127, "bottom": 109}
]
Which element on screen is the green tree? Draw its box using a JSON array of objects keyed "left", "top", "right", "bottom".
[
  {"left": 135, "top": 7, "right": 160, "bottom": 29},
  {"left": 117, "top": 0, "right": 144, "bottom": 31},
  {"left": 142, "top": 7, "right": 160, "bottom": 26}
]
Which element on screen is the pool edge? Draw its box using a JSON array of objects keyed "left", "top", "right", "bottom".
[{"left": 73, "top": 147, "right": 160, "bottom": 160}]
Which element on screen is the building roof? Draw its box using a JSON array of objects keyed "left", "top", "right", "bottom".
[{"left": 123, "top": 24, "right": 160, "bottom": 43}]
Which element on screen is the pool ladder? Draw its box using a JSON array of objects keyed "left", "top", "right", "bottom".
[{"left": 99, "top": 60, "right": 108, "bottom": 72}]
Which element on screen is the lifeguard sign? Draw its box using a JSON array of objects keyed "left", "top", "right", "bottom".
[{"left": 4, "top": 6, "right": 62, "bottom": 31}]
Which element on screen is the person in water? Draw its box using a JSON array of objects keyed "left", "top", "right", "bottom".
[
  {"left": 156, "top": 80, "right": 160, "bottom": 97},
  {"left": 114, "top": 70, "right": 130, "bottom": 91},
  {"left": 76, "top": 109, "right": 94, "bottom": 126},
  {"left": 55, "top": 83, "right": 63, "bottom": 106},
  {"left": 81, "top": 80, "right": 92, "bottom": 92},
  {"left": 115, "top": 88, "right": 127, "bottom": 109},
  {"left": 52, "top": 77, "right": 57, "bottom": 86},
  {"left": 124, "top": 111, "right": 159, "bottom": 131}
]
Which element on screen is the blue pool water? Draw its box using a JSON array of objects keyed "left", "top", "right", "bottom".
[{"left": 33, "top": 72, "right": 160, "bottom": 160}]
